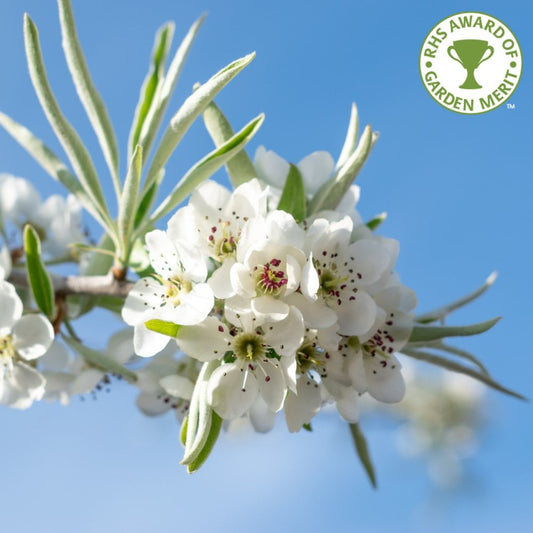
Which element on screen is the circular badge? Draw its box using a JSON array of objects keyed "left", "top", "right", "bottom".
[{"left": 419, "top": 12, "right": 522, "bottom": 114}]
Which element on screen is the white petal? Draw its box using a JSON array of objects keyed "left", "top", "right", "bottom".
[
  {"left": 364, "top": 353, "right": 405, "bottom": 403},
  {"left": 12, "top": 314, "right": 54, "bottom": 360},
  {"left": 257, "top": 362, "right": 286, "bottom": 412},
  {"left": 263, "top": 306, "right": 304, "bottom": 356},
  {"left": 348, "top": 239, "right": 391, "bottom": 285},
  {"left": 177, "top": 317, "right": 229, "bottom": 362},
  {"left": 297, "top": 151, "right": 334, "bottom": 195},
  {"left": 249, "top": 395, "right": 276, "bottom": 433},
  {"left": 168, "top": 282, "right": 213, "bottom": 325},
  {"left": 167, "top": 205, "right": 199, "bottom": 249},
  {"left": 230, "top": 262, "right": 256, "bottom": 297},
  {"left": 207, "top": 364, "right": 259, "bottom": 419},
  {"left": 106, "top": 329, "right": 135, "bottom": 364},
  {"left": 121, "top": 277, "right": 165, "bottom": 326},
  {"left": 301, "top": 254, "right": 319, "bottom": 300},
  {"left": 336, "top": 291, "right": 377, "bottom": 336},
  {"left": 0, "top": 280, "right": 23, "bottom": 330},
  {"left": 285, "top": 293, "right": 337, "bottom": 329},
  {"left": 133, "top": 324, "right": 171, "bottom": 358},
  {"left": 159, "top": 375, "right": 194, "bottom": 400},
  {"left": 251, "top": 295, "right": 289, "bottom": 322},
  {"left": 284, "top": 376, "right": 322, "bottom": 432},
  {"left": 254, "top": 146, "right": 290, "bottom": 189},
  {"left": 284, "top": 253, "right": 302, "bottom": 294},
  {"left": 71, "top": 368, "right": 104, "bottom": 395},
  {"left": 39, "top": 339, "right": 72, "bottom": 371},
  {"left": 136, "top": 391, "right": 171, "bottom": 416},
  {"left": 208, "top": 259, "right": 236, "bottom": 299},
  {"left": 146, "top": 229, "right": 181, "bottom": 277}
]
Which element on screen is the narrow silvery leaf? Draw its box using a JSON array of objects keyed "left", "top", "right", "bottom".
[
  {"left": 144, "top": 319, "right": 181, "bottom": 338},
  {"left": 139, "top": 14, "right": 206, "bottom": 160},
  {"left": 336, "top": 102, "right": 359, "bottom": 171},
  {"left": 150, "top": 113, "right": 264, "bottom": 223},
  {"left": 0, "top": 111, "right": 113, "bottom": 233},
  {"left": 409, "top": 317, "right": 500, "bottom": 343},
  {"left": 277, "top": 163, "right": 306, "bottom": 222},
  {"left": 57, "top": 0, "right": 120, "bottom": 194},
  {"left": 428, "top": 341, "right": 490, "bottom": 375},
  {"left": 202, "top": 99, "right": 258, "bottom": 187},
  {"left": 128, "top": 21, "right": 175, "bottom": 160},
  {"left": 23, "top": 15, "right": 113, "bottom": 236},
  {"left": 349, "top": 423, "right": 377, "bottom": 488},
  {"left": 63, "top": 335, "right": 138, "bottom": 383},
  {"left": 143, "top": 52, "right": 256, "bottom": 195},
  {"left": 308, "top": 124, "right": 376, "bottom": 215},
  {"left": 23, "top": 225, "right": 55, "bottom": 319},
  {"left": 182, "top": 360, "right": 219, "bottom": 465},
  {"left": 365, "top": 212, "right": 387, "bottom": 231},
  {"left": 187, "top": 411, "right": 223, "bottom": 473},
  {"left": 118, "top": 145, "right": 143, "bottom": 259},
  {"left": 402, "top": 348, "right": 526, "bottom": 400},
  {"left": 415, "top": 272, "right": 498, "bottom": 324}
]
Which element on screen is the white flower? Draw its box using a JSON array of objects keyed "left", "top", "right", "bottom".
[
  {"left": 122, "top": 229, "right": 214, "bottom": 357},
  {"left": 0, "top": 280, "right": 54, "bottom": 409},
  {"left": 254, "top": 146, "right": 334, "bottom": 198},
  {"left": 0, "top": 174, "right": 41, "bottom": 225},
  {"left": 0, "top": 246, "right": 12, "bottom": 280},
  {"left": 168, "top": 179, "right": 268, "bottom": 263},
  {"left": 176, "top": 306, "right": 304, "bottom": 420},
  {"left": 295, "top": 216, "right": 393, "bottom": 336}
]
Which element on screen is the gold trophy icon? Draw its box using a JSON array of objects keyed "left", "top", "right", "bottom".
[{"left": 447, "top": 39, "right": 494, "bottom": 89}]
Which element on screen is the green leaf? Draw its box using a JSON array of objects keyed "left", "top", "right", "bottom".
[
  {"left": 336, "top": 102, "right": 359, "bottom": 170},
  {"left": 180, "top": 415, "right": 188, "bottom": 447},
  {"left": 118, "top": 145, "right": 143, "bottom": 262},
  {"left": 150, "top": 113, "right": 264, "bottom": 223},
  {"left": 63, "top": 335, "right": 138, "bottom": 383},
  {"left": 23, "top": 224, "right": 55, "bottom": 318},
  {"left": 402, "top": 348, "right": 527, "bottom": 400},
  {"left": 187, "top": 411, "right": 223, "bottom": 473},
  {"left": 277, "top": 164, "right": 306, "bottom": 222},
  {"left": 202, "top": 100, "right": 258, "bottom": 187},
  {"left": 365, "top": 212, "right": 387, "bottom": 231},
  {"left": 143, "top": 51, "right": 256, "bottom": 196},
  {"left": 128, "top": 21, "right": 175, "bottom": 159},
  {"left": 428, "top": 341, "right": 490, "bottom": 375},
  {"left": 409, "top": 317, "right": 500, "bottom": 343},
  {"left": 145, "top": 319, "right": 181, "bottom": 338},
  {"left": 415, "top": 272, "right": 498, "bottom": 324},
  {"left": 349, "top": 423, "right": 377, "bottom": 488},
  {"left": 57, "top": 0, "right": 120, "bottom": 195},
  {"left": 23, "top": 15, "right": 115, "bottom": 241},
  {"left": 139, "top": 14, "right": 206, "bottom": 161},
  {"left": 308, "top": 125, "right": 377, "bottom": 215},
  {"left": 0, "top": 112, "right": 113, "bottom": 236}
]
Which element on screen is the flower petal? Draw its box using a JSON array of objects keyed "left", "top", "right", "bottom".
[
  {"left": 284, "top": 376, "right": 322, "bottom": 432},
  {"left": 177, "top": 317, "right": 230, "bottom": 362},
  {"left": 12, "top": 314, "right": 54, "bottom": 361},
  {"left": 0, "top": 280, "right": 23, "bottom": 331},
  {"left": 159, "top": 375, "right": 194, "bottom": 400},
  {"left": 336, "top": 290, "right": 377, "bottom": 336},
  {"left": 297, "top": 151, "right": 334, "bottom": 195}
]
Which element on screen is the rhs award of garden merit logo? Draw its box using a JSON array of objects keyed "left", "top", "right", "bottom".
[{"left": 419, "top": 12, "right": 522, "bottom": 114}]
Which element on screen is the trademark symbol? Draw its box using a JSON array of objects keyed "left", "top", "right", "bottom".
[{"left": 507, "top": 103, "right": 516, "bottom": 109}]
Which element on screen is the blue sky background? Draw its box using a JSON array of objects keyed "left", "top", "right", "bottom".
[{"left": 0, "top": 1, "right": 531, "bottom": 532}]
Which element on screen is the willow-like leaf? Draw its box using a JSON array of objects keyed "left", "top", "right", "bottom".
[
  {"left": 63, "top": 335, "right": 138, "bottom": 383},
  {"left": 402, "top": 348, "right": 526, "bottom": 400},
  {"left": 415, "top": 272, "right": 498, "bottom": 324},
  {"left": 202, "top": 99, "right": 258, "bottom": 187},
  {"left": 409, "top": 317, "right": 500, "bottom": 343},
  {"left": 336, "top": 102, "right": 359, "bottom": 170},
  {"left": 128, "top": 21, "right": 175, "bottom": 160},
  {"left": 118, "top": 145, "right": 143, "bottom": 262},
  {"left": 23, "top": 15, "right": 114, "bottom": 238},
  {"left": 308, "top": 125, "right": 377, "bottom": 215},
  {"left": 349, "top": 423, "right": 377, "bottom": 488},
  {"left": 23, "top": 225, "right": 55, "bottom": 319},
  {"left": 57, "top": 0, "right": 120, "bottom": 195},
  {"left": 365, "top": 212, "right": 387, "bottom": 231},
  {"left": 143, "top": 52, "right": 255, "bottom": 196},
  {"left": 277, "top": 164, "right": 306, "bottom": 222},
  {"left": 139, "top": 14, "right": 206, "bottom": 161},
  {"left": 150, "top": 113, "right": 264, "bottom": 223},
  {"left": 187, "top": 412, "right": 223, "bottom": 473}
]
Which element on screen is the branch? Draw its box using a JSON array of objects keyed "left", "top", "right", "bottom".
[{"left": 8, "top": 269, "right": 134, "bottom": 298}]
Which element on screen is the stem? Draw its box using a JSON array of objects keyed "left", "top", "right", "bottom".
[{"left": 8, "top": 269, "right": 133, "bottom": 298}]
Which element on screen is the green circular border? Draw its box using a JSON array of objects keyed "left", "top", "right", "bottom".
[{"left": 418, "top": 11, "right": 523, "bottom": 115}]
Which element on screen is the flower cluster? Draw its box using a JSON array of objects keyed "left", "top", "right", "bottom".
[{"left": 122, "top": 154, "right": 417, "bottom": 433}]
